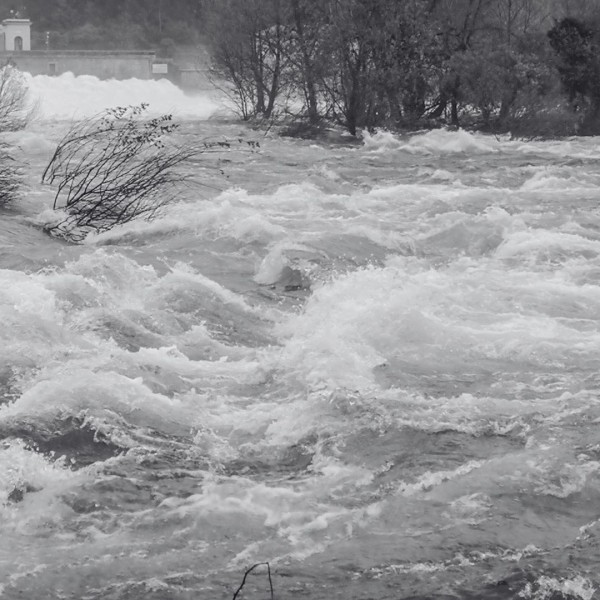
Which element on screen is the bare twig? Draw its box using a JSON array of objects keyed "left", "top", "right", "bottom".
[{"left": 232, "top": 562, "right": 274, "bottom": 600}]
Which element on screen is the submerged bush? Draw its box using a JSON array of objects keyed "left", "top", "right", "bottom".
[
  {"left": 507, "top": 105, "right": 581, "bottom": 139},
  {"left": 0, "top": 145, "right": 22, "bottom": 206},
  {"left": 42, "top": 104, "right": 198, "bottom": 242},
  {"left": 0, "top": 65, "right": 32, "bottom": 206},
  {"left": 0, "top": 64, "right": 33, "bottom": 131}
]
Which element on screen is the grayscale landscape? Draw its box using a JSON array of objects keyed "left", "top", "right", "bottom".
[{"left": 0, "top": 1, "right": 599, "bottom": 599}]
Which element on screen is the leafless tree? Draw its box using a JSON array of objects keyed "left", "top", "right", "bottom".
[{"left": 206, "top": 0, "right": 287, "bottom": 120}]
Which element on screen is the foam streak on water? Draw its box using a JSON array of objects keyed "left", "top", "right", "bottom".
[{"left": 0, "top": 76, "right": 600, "bottom": 599}]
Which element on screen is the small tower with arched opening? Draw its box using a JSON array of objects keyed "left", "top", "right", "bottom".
[{"left": 1, "top": 19, "right": 31, "bottom": 51}]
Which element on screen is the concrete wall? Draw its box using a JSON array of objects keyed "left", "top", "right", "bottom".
[{"left": 0, "top": 50, "right": 155, "bottom": 79}]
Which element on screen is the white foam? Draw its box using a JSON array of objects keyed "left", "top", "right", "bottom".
[
  {"left": 520, "top": 171, "right": 598, "bottom": 191},
  {"left": 520, "top": 576, "right": 596, "bottom": 600},
  {"left": 0, "top": 440, "right": 84, "bottom": 532},
  {"left": 362, "top": 129, "right": 405, "bottom": 152},
  {"left": 25, "top": 72, "right": 222, "bottom": 120},
  {"left": 363, "top": 128, "right": 501, "bottom": 155},
  {"left": 398, "top": 460, "right": 485, "bottom": 496}
]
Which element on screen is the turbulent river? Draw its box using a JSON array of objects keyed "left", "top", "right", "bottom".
[{"left": 0, "top": 74, "right": 599, "bottom": 600}]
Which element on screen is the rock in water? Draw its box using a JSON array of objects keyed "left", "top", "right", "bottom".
[{"left": 278, "top": 266, "right": 311, "bottom": 291}]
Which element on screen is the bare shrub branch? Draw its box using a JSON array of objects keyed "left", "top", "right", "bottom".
[{"left": 41, "top": 104, "right": 199, "bottom": 242}]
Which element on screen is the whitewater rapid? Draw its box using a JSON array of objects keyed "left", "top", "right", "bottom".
[
  {"left": 25, "top": 71, "right": 223, "bottom": 119},
  {"left": 0, "top": 75, "right": 599, "bottom": 600}
]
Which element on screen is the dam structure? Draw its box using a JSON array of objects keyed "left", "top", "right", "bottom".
[{"left": 0, "top": 18, "right": 209, "bottom": 88}]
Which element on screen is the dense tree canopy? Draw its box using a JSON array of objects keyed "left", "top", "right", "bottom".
[{"left": 205, "top": 0, "right": 600, "bottom": 135}]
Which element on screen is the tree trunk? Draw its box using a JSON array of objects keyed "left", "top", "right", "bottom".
[
  {"left": 252, "top": 32, "right": 266, "bottom": 115},
  {"left": 265, "top": 42, "right": 281, "bottom": 118},
  {"left": 451, "top": 97, "right": 459, "bottom": 127},
  {"left": 291, "top": 0, "right": 320, "bottom": 124},
  {"left": 429, "top": 95, "right": 447, "bottom": 119},
  {"left": 499, "top": 85, "right": 518, "bottom": 126}
]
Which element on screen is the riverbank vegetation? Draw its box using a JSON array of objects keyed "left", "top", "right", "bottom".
[
  {"left": 204, "top": 0, "right": 600, "bottom": 138},
  {"left": 0, "top": 145, "right": 21, "bottom": 206},
  {"left": 38, "top": 106, "right": 261, "bottom": 242},
  {"left": 0, "top": 65, "right": 29, "bottom": 206}
]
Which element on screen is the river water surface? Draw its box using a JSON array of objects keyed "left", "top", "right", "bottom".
[{"left": 0, "top": 74, "right": 599, "bottom": 600}]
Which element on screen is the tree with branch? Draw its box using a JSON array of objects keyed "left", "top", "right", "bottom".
[{"left": 206, "top": 0, "right": 287, "bottom": 120}]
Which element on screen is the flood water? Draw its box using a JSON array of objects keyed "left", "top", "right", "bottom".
[{"left": 0, "top": 74, "right": 599, "bottom": 600}]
